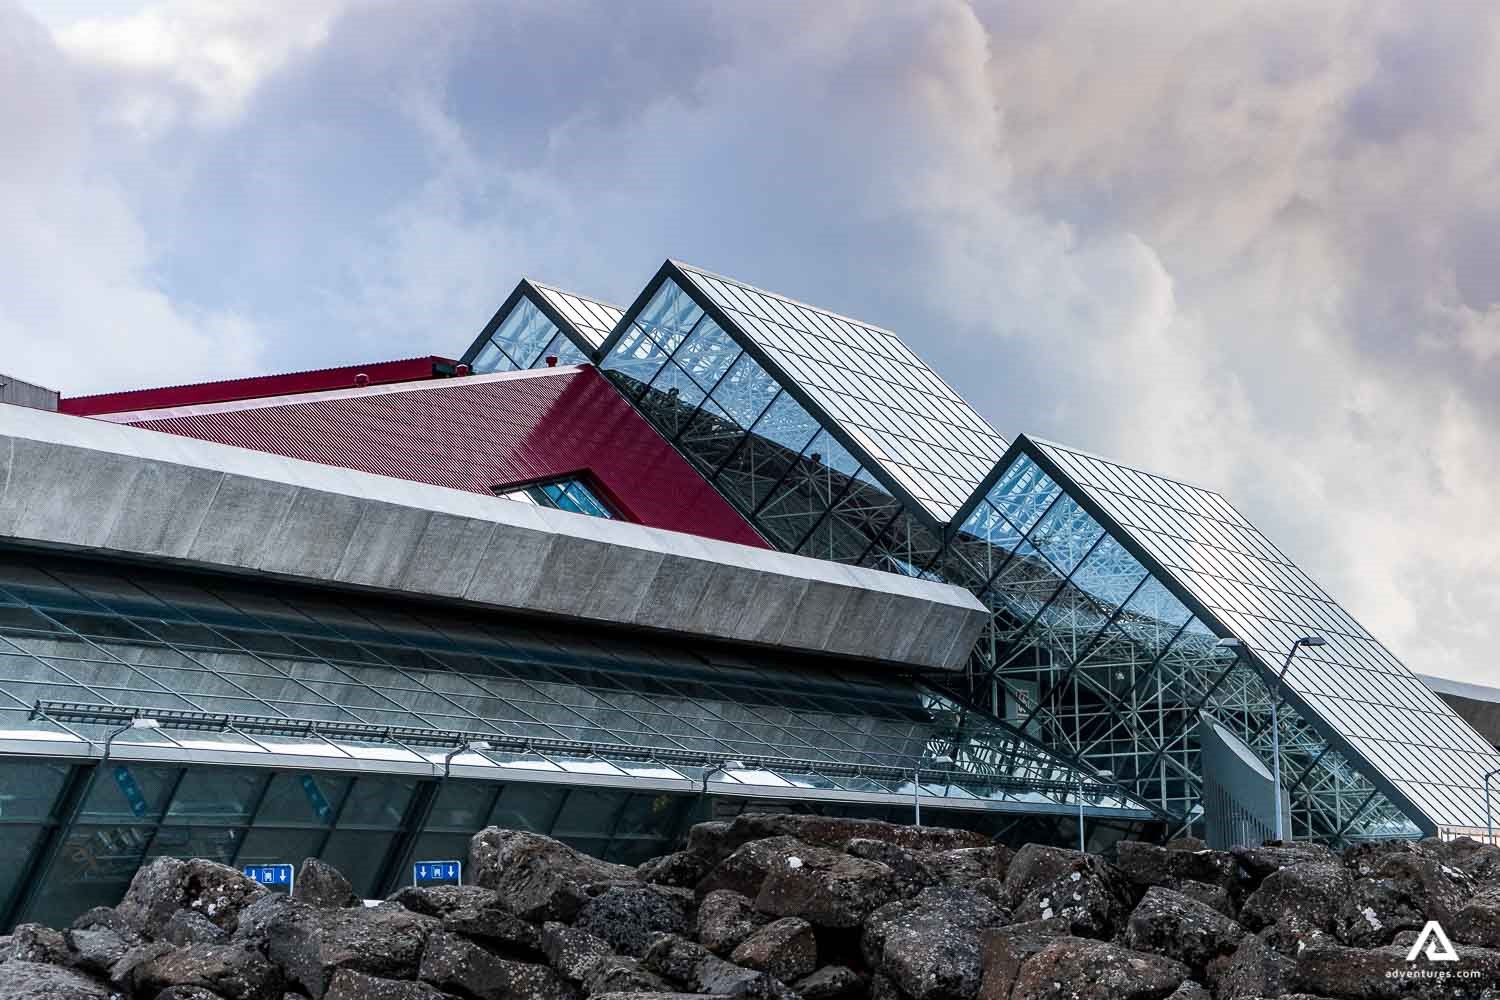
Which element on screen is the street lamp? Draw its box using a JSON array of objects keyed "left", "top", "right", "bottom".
[
  {"left": 101, "top": 717, "right": 161, "bottom": 772},
  {"left": 699, "top": 760, "right": 746, "bottom": 823},
  {"left": 914, "top": 754, "right": 954, "bottom": 827},
  {"left": 441, "top": 740, "right": 493, "bottom": 780},
  {"left": 1268, "top": 636, "right": 1326, "bottom": 841},
  {"left": 1485, "top": 765, "right": 1500, "bottom": 845}
]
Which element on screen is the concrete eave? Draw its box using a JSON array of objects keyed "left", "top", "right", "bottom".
[{"left": 0, "top": 404, "right": 988, "bottom": 671}]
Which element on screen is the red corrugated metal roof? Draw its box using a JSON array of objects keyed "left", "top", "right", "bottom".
[
  {"left": 116, "top": 366, "right": 768, "bottom": 549},
  {"left": 60, "top": 356, "right": 458, "bottom": 416}
]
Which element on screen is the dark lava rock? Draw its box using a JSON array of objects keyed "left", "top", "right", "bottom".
[
  {"left": 638, "top": 851, "right": 714, "bottom": 889},
  {"left": 65, "top": 924, "right": 130, "bottom": 976},
  {"left": 1173, "top": 879, "right": 1234, "bottom": 917},
  {"left": 584, "top": 955, "right": 673, "bottom": 996},
  {"left": 265, "top": 901, "right": 440, "bottom": 998},
  {"left": 1116, "top": 841, "right": 1240, "bottom": 895},
  {"left": 1002, "top": 844, "right": 1131, "bottom": 938},
  {"left": 1230, "top": 843, "right": 1336, "bottom": 886},
  {"left": 1122, "top": 886, "right": 1245, "bottom": 979},
  {"left": 541, "top": 921, "right": 615, "bottom": 982},
  {"left": 794, "top": 964, "right": 864, "bottom": 1000},
  {"left": 469, "top": 827, "right": 638, "bottom": 923},
  {"left": 593, "top": 994, "right": 718, "bottom": 1000},
  {"left": 295, "top": 857, "right": 361, "bottom": 908},
  {"left": 845, "top": 838, "right": 937, "bottom": 895},
  {"left": 108, "top": 940, "right": 175, "bottom": 992},
  {"left": 1335, "top": 852, "right": 1473, "bottom": 946},
  {"left": 754, "top": 842, "right": 898, "bottom": 929},
  {"left": 1212, "top": 934, "right": 1293, "bottom": 1000},
  {"left": 326, "top": 967, "right": 457, "bottom": 1000},
  {"left": 0, "top": 960, "right": 111, "bottom": 999},
  {"left": 1239, "top": 862, "right": 1352, "bottom": 935},
  {"left": 685, "top": 820, "right": 736, "bottom": 864},
  {"left": 389, "top": 884, "right": 499, "bottom": 918},
  {"left": 154, "top": 987, "right": 231, "bottom": 1000},
  {"left": 575, "top": 884, "right": 694, "bottom": 957},
  {"left": 699, "top": 837, "right": 813, "bottom": 899},
  {"left": 925, "top": 846, "right": 1014, "bottom": 889},
  {"left": 420, "top": 931, "right": 580, "bottom": 1000},
  {"left": 1294, "top": 941, "right": 1500, "bottom": 999},
  {"left": 643, "top": 933, "right": 791, "bottom": 999},
  {"left": 696, "top": 889, "right": 767, "bottom": 955},
  {"left": 116, "top": 857, "right": 269, "bottom": 938},
  {"left": 1454, "top": 886, "right": 1500, "bottom": 947},
  {"left": 730, "top": 917, "right": 817, "bottom": 983},
  {"left": 443, "top": 902, "right": 542, "bottom": 955},
  {"left": 165, "top": 907, "right": 231, "bottom": 946},
  {"left": 1009, "top": 937, "right": 1190, "bottom": 1000},
  {"left": 866, "top": 888, "right": 1007, "bottom": 1000},
  {"left": 978, "top": 918, "right": 1073, "bottom": 1000},
  {"left": 715, "top": 814, "right": 988, "bottom": 855},
  {"left": 131, "top": 942, "right": 283, "bottom": 1000},
  {"left": 7, "top": 922, "right": 70, "bottom": 964}
]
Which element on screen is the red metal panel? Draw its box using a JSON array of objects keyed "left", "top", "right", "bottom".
[
  {"left": 119, "top": 367, "right": 768, "bottom": 548},
  {"left": 60, "top": 357, "right": 457, "bottom": 416}
]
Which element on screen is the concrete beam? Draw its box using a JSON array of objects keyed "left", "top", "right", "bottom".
[
  {"left": 0, "top": 405, "right": 988, "bottom": 670},
  {"left": 0, "top": 374, "right": 59, "bottom": 412}
]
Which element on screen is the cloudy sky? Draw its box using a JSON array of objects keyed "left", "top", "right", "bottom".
[{"left": 3, "top": 0, "right": 1497, "bottom": 684}]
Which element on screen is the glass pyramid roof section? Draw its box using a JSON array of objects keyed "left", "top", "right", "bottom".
[
  {"left": 672, "top": 262, "right": 1010, "bottom": 522},
  {"left": 529, "top": 281, "right": 624, "bottom": 352},
  {"left": 462, "top": 280, "right": 623, "bottom": 373},
  {"left": 1031, "top": 436, "right": 1500, "bottom": 836}
]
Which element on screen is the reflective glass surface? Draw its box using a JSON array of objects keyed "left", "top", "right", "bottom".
[
  {"left": 1033, "top": 439, "right": 1500, "bottom": 835},
  {"left": 468, "top": 281, "right": 622, "bottom": 373},
  {"left": 673, "top": 263, "right": 1009, "bottom": 521},
  {"left": 495, "top": 477, "right": 617, "bottom": 519}
]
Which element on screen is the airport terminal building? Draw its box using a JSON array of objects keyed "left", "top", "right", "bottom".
[{"left": 1, "top": 259, "right": 1496, "bottom": 926}]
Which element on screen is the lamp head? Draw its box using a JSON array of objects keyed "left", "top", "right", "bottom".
[
  {"left": 1214, "top": 637, "right": 1243, "bottom": 649},
  {"left": 131, "top": 718, "right": 161, "bottom": 730},
  {"left": 467, "top": 741, "right": 493, "bottom": 752},
  {"left": 1297, "top": 636, "right": 1328, "bottom": 648}
]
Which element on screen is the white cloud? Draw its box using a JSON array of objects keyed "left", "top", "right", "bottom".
[
  {"left": 2, "top": 0, "right": 1498, "bottom": 686},
  {"left": 0, "top": 1, "right": 262, "bottom": 394}
]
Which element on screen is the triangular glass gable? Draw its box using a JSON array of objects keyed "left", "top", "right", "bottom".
[
  {"left": 670, "top": 262, "right": 1009, "bottom": 522},
  {"left": 1020, "top": 437, "right": 1499, "bottom": 838},
  {"left": 462, "top": 279, "right": 621, "bottom": 373}
]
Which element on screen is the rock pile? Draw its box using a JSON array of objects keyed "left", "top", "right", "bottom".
[{"left": 2, "top": 815, "right": 1500, "bottom": 1000}]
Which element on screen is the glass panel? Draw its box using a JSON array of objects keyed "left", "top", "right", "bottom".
[
  {"left": 488, "top": 783, "right": 568, "bottom": 833},
  {"left": 475, "top": 298, "right": 560, "bottom": 372}
]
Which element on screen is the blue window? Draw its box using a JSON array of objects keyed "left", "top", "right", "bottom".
[{"left": 493, "top": 476, "right": 617, "bottom": 520}]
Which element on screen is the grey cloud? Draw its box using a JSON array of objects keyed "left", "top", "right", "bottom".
[{"left": 5, "top": 0, "right": 1499, "bottom": 683}]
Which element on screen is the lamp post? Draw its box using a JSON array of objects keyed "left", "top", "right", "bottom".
[
  {"left": 442, "top": 740, "right": 493, "bottom": 780},
  {"left": 1485, "top": 765, "right": 1500, "bottom": 845},
  {"left": 1268, "top": 636, "right": 1326, "bottom": 841},
  {"left": 68, "top": 716, "right": 160, "bottom": 843},
  {"left": 699, "top": 760, "right": 745, "bottom": 822},
  {"left": 101, "top": 717, "right": 161, "bottom": 773},
  {"left": 914, "top": 754, "right": 954, "bottom": 827}
]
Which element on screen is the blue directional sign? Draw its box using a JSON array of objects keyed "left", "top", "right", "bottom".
[
  {"left": 113, "top": 766, "right": 149, "bottom": 818},
  {"left": 299, "top": 775, "right": 332, "bottom": 821},
  {"left": 243, "top": 864, "right": 295, "bottom": 894},
  {"left": 413, "top": 860, "right": 461, "bottom": 886}
]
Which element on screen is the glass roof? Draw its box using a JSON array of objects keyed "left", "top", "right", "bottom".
[
  {"left": 1032, "top": 437, "right": 1500, "bottom": 834},
  {"left": 672, "top": 262, "right": 1009, "bottom": 522},
  {"left": 0, "top": 546, "right": 1152, "bottom": 821},
  {"left": 464, "top": 280, "right": 621, "bottom": 374},
  {"left": 529, "top": 281, "right": 623, "bottom": 352}
]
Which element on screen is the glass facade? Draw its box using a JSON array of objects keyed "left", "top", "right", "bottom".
[
  {"left": 466, "top": 280, "right": 619, "bottom": 373},
  {"left": 495, "top": 476, "right": 617, "bottom": 519},
  {"left": 673, "top": 263, "right": 1008, "bottom": 522},
  {"left": 0, "top": 545, "right": 1153, "bottom": 927},
  {"left": 588, "top": 263, "right": 1498, "bottom": 843},
  {"left": 1028, "top": 439, "right": 1498, "bottom": 838}
]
